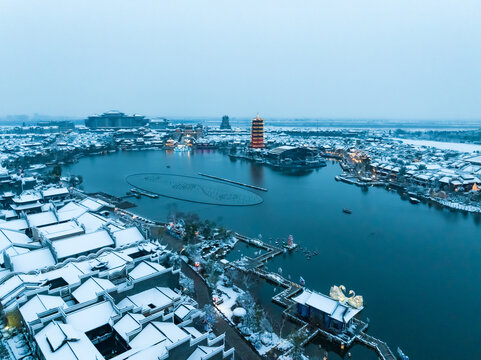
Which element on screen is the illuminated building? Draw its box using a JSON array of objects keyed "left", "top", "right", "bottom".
[{"left": 250, "top": 114, "right": 265, "bottom": 149}]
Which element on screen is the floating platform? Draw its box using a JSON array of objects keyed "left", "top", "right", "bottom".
[
  {"left": 198, "top": 173, "right": 268, "bottom": 192},
  {"left": 130, "top": 188, "right": 159, "bottom": 198}
]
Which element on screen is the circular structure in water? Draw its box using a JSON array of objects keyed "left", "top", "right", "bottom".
[{"left": 126, "top": 173, "right": 263, "bottom": 206}]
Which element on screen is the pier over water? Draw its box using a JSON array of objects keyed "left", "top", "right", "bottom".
[{"left": 230, "top": 233, "right": 396, "bottom": 360}]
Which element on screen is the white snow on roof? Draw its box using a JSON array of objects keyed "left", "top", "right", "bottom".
[
  {"left": 79, "top": 198, "right": 104, "bottom": 212},
  {"left": 38, "top": 262, "right": 85, "bottom": 286},
  {"left": 42, "top": 187, "right": 69, "bottom": 198},
  {"left": 1, "top": 246, "right": 30, "bottom": 266},
  {"left": 0, "top": 228, "right": 31, "bottom": 250},
  {"left": 113, "top": 313, "right": 144, "bottom": 342},
  {"left": 305, "top": 291, "right": 338, "bottom": 314},
  {"left": 56, "top": 202, "right": 88, "bottom": 222},
  {"left": 27, "top": 211, "right": 58, "bottom": 228},
  {"left": 128, "top": 261, "right": 166, "bottom": 281},
  {"left": 12, "top": 192, "right": 42, "bottom": 204},
  {"left": 72, "top": 277, "right": 116, "bottom": 303},
  {"left": 35, "top": 321, "right": 103, "bottom": 360},
  {"left": 0, "top": 210, "right": 17, "bottom": 220},
  {"left": 174, "top": 304, "right": 195, "bottom": 320},
  {"left": 0, "top": 219, "right": 28, "bottom": 231},
  {"left": 10, "top": 248, "right": 56, "bottom": 273},
  {"left": 293, "top": 289, "right": 362, "bottom": 324},
  {"left": 183, "top": 326, "right": 203, "bottom": 339},
  {"left": 151, "top": 321, "right": 189, "bottom": 343},
  {"left": 75, "top": 212, "right": 109, "bottom": 233},
  {"left": 72, "top": 251, "right": 132, "bottom": 275},
  {"left": 39, "top": 221, "right": 85, "bottom": 241},
  {"left": 51, "top": 230, "right": 114, "bottom": 260},
  {"left": 118, "top": 287, "right": 174, "bottom": 313},
  {"left": 0, "top": 275, "right": 23, "bottom": 299},
  {"left": 187, "top": 345, "right": 223, "bottom": 360},
  {"left": 330, "top": 304, "right": 347, "bottom": 322},
  {"left": 129, "top": 323, "right": 168, "bottom": 349},
  {"left": 112, "top": 227, "right": 144, "bottom": 247},
  {"left": 124, "top": 341, "right": 169, "bottom": 360},
  {"left": 11, "top": 202, "right": 43, "bottom": 211},
  {"left": 66, "top": 301, "right": 116, "bottom": 333},
  {"left": 20, "top": 294, "right": 67, "bottom": 323}
]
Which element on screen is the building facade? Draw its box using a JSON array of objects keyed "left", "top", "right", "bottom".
[
  {"left": 250, "top": 114, "right": 265, "bottom": 149},
  {"left": 85, "top": 111, "right": 149, "bottom": 129}
]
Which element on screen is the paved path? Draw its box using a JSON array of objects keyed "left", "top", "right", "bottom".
[
  {"left": 154, "top": 229, "right": 262, "bottom": 360},
  {"left": 181, "top": 262, "right": 261, "bottom": 360}
]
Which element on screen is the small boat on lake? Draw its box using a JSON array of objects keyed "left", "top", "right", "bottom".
[
  {"left": 409, "top": 197, "right": 420, "bottom": 204},
  {"left": 343, "top": 208, "right": 352, "bottom": 214}
]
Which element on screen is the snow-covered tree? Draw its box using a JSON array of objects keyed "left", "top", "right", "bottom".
[
  {"left": 179, "top": 273, "right": 195, "bottom": 297},
  {"left": 202, "top": 304, "right": 216, "bottom": 331},
  {"left": 201, "top": 258, "right": 224, "bottom": 288},
  {"left": 260, "top": 316, "right": 274, "bottom": 340}
]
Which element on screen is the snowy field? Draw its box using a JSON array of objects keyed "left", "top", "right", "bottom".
[{"left": 393, "top": 138, "right": 481, "bottom": 153}]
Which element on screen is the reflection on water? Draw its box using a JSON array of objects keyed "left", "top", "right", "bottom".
[
  {"left": 249, "top": 163, "right": 264, "bottom": 186},
  {"left": 63, "top": 150, "right": 481, "bottom": 360}
]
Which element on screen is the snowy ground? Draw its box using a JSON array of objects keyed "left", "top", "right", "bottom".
[
  {"left": 216, "top": 283, "right": 241, "bottom": 321},
  {"left": 215, "top": 282, "right": 284, "bottom": 356},
  {"left": 392, "top": 138, "right": 481, "bottom": 153}
]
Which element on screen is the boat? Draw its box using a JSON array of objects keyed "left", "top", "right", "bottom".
[
  {"left": 409, "top": 197, "right": 420, "bottom": 204},
  {"left": 343, "top": 208, "right": 352, "bottom": 214}
]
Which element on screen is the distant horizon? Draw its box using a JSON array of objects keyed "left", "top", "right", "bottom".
[
  {"left": 1, "top": 113, "right": 481, "bottom": 130},
  {"left": 1, "top": 112, "right": 481, "bottom": 123}
]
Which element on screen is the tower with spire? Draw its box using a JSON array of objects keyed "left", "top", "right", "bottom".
[
  {"left": 250, "top": 113, "right": 265, "bottom": 148},
  {"left": 220, "top": 115, "right": 231, "bottom": 129}
]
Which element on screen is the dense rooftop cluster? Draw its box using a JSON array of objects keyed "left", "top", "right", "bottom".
[{"left": 0, "top": 186, "right": 234, "bottom": 360}]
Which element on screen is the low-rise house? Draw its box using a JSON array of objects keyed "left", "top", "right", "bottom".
[{"left": 293, "top": 289, "right": 363, "bottom": 333}]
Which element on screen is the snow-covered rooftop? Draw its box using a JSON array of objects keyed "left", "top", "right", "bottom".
[{"left": 51, "top": 230, "right": 114, "bottom": 260}]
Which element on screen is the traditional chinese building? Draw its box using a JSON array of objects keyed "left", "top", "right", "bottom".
[{"left": 250, "top": 114, "right": 265, "bottom": 149}]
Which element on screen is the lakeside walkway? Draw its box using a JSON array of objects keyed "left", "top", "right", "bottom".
[
  {"left": 231, "top": 233, "right": 397, "bottom": 360},
  {"left": 181, "top": 262, "right": 262, "bottom": 360},
  {"left": 152, "top": 229, "right": 262, "bottom": 360},
  {"left": 148, "top": 224, "right": 396, "bottom": 360}
]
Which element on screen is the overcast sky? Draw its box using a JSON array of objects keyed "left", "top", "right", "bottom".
[{"left": 0, "top": 0, "right": 480, "bottom": 120}]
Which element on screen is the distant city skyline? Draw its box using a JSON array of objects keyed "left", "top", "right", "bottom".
[{"left": 0, "top": 0, "right": 480, "bottom": 120}]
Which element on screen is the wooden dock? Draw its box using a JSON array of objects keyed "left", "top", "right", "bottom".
[
  {"left": 199, "top": 173, "right": 268, "bottom": 192},
  {"left": 130, "top": 188, "right": 159, "bottom": 198},
  {"left": 357, "top": 332, "right": 397, "bottom": 360},
  {"left": 231, "top": 232, "right": 396, "bottom": 360}
]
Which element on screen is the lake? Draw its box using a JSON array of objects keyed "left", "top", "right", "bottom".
[{"left": 64, "top": 149, "right": 481, "bottom": 359}]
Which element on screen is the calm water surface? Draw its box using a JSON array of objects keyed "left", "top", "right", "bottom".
[{"left": 64, "top": 150, "right": 481, "bottom": 360}]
